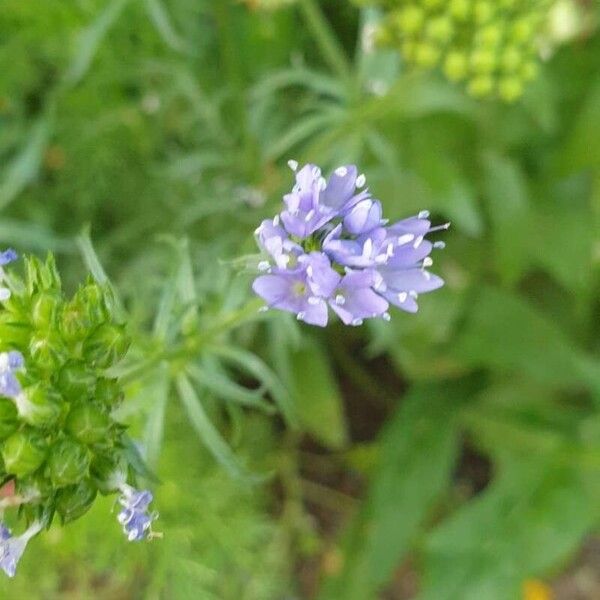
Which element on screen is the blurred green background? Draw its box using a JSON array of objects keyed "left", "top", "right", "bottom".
[{"left": 1, "top": 0, "right": 599, "bottom": 598}]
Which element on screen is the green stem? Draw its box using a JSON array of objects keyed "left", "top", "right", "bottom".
[
  {"left": 120, "top": 298, "right": 265, "bottom": 385},
  {"left": 298, "top": 0, "right": 352, "bottom": 81}
]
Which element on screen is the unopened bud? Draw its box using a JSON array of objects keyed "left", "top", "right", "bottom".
[
  {"left": 0, "top": 399, "right": 18, "bottom": 440},
  {"left": 84, "top": 323, "right": 130, "bottom": 368},
  {"left": 15, "top": 385, "right": 63, "bottom": 428},
  {"left": 56, "top": 480, "right": 97, "bottom": 524},
  {"left": 66, "top": 404, "right": 110, "bottom": 445},
  {"left": 58, "top": 363, "right": 96, "bottom": 402},
  {"left": 48, "top": 438, "right": 91, "bottom": 487},
  {"left": 2, "top": 429, "right": 48, "bottom": 477}
]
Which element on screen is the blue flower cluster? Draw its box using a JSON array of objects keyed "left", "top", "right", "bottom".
[{"left": 252, "top": 163, "right": 447, "bottom": 326}]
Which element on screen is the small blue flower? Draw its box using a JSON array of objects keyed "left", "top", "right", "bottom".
[
  {"left": 0, "top": 521, "right": 42, "bottom": 578},
  {"left": 117, "top": 486, "right": 157, "bottom": 542},
  {"left": 0, "top": 351, "right": 24, "bottom": 399},
  {"left": 0, "top": 249, "right": 17, "bottom": 302},
  {"left": 252, "top": 163, "right": 448, "bottom": 326}
]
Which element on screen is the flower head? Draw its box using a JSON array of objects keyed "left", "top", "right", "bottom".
[
  {"left": 117, "top": 485, "right": 158, "bottom": 542},
  {"left": 252, "top": 163, "right": 447, "bottom": 327}
]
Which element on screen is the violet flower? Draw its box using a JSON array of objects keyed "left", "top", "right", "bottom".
[{"left": 252, "top": 163, "right": 448, "bottom": 327}]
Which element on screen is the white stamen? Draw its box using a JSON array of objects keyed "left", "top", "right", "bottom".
[
  {"left": 375, "top": 254, "right": 389, "bottom": 265},
  {"left": 335, "top": 294, "right": 346, "bottom": 306},
  {"left": 414, "top": 236, "right": 424, "bottom": 249},
  {"left": 362, "top": 238, "right": 373, "bottom": 258},
  {"left": 335, "top": 166, "right": 348, "bottom": 177},
  {"left": 306, "top": 265, "right": 313, "bottom": 277},
  {"left": 429, "top": 222, "right": 451, "bottom": 232},
  {"left": 356, "top": 174, "right": 366, "bottom": 188},
  {"left": 297, "top": 312, "right": 306, "bottom": 321},
  {"left": 259, "top": 306, "right": 269, "bottom": 313},
  {"left": 386, "top": 243, "right": 394, "bottom": 256},
  {"left": 305, "top": 209, "right": 315, "bottom": 222},
  {"left": 287, "top": 160, "right": 299, "bottom": 171},
  {"left": 273, "top": 215, "right": 280, "bottom": 226},
  {"left": 418, "top": 210, "right": 430, "bottom": 219},
  {"left": 308, "top": 296, "right": 320, "bottom": 306},
  {"left": 312, "top": 166, "right": 321, "bottom": 177},
  {"left": 351, "top": 318, "right": 363, "bottom": 326},
  {"left": 258, "top": 261, "right": 270, "bottom": 272},
  {"left": 433, "top": 241, "right": 446, "bottom": 249},
  {"left": 318, "top": 177, "right": 327, "bottom": 191},
  {"left": 382, "top": 312, "right": 391, "bottom": 322},
  {"left": 422, "top": 257, "right": 433, "bottom": 268},
  {"left": 397, "top": 234, "right": 414, "bottom": 246},
  {"left": 398, "top": 292, "right": 408, "bottom": 303}
]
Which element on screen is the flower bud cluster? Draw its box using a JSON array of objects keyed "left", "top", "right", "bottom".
[
  {"left": 0, "top": 251, "right": 157, "bottom": 575},
  {"left": 371, "top": 0, "right": 554, "bottom": 102}
]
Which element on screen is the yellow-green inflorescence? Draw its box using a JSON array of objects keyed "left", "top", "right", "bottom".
[
  {"left": 368, "top": 0, "right": 555, "bottom": 102},
  {"left": 0, "top": 254, "right": 133, "bottom": 528}
]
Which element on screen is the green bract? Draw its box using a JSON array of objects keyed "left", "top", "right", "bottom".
[
  {"left": 0, "top": 254, "right": 132, "bottom": 526},
  {"left": 367, "top": 0, "right": 554, "bottom": 101}
]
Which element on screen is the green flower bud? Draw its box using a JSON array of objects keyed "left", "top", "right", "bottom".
[
  {"left": 29, "top": 334, "right": 65, "bottom": 371},
  {"left": 94, "top": 378, "right": 123, "bottom": 408},
  {"left": 2, "top": 428, "right": 48, "bottom": 477},
  {"left": 66, "top": 404, "right": 110, "bottom": 445},
  {"left": 60, "top": 304, "right": 89, "bottom": 343},
  {"left": 520, "top": 60, "right": 538, "bottom": 82},
  {"left": 501, "top": 46, "right": 522, "bottom": 72},
  {"left": 511, "top": 17, "right": 534, "bottom": 43},
  {"left": 474, "top": 1, "right": 494, "bottom": 25},
  {"left": 56, "top": 480, "right": 97, "bottom": 524},
  {"left": 31, "top": 292, "right": 60, "bottom": 330},
  {"left": 15, "top": 384, "right": 63, "bottom": 428},
  {"left": 0, "top": 399, "right": 18, "bottom": 440},
  {"left": 444, "top": 51, "right": 469, "bottom": 81},
  {"left": 470, "top": 48, "right": 497, "bottom": 73},
  {"left": 476, "top": 24, "right": 503, "bottom": 48},
  {"left": 467, "top": 75, "right": 494, "bottom": 97},
  {"left": 47, "top": 438, "right": 91, "bottom": 487},
  {"left": 76, "top": 283, "right": 109, "bottom": 326},
  {"left": 426, "top": 16, "right": 454, "bottom": 44},
  {"left": 84, "top": 323, "right": 130, "bottom": 368},
  {"left": 91, "top": 454, "right": 128, "bottom": 494},
  {"left": 396, "top": 6, "right": 425, "bottom": 36},
  {"left": 58, "top": 362, "right": 96, "bottom": 402},
  {"left": 415, "top": 42, "right": 441, "bottom": 68},
  {"left": 498, "top": 77, "right": 524, "bottom": 102},
  {"left": 448, "top": 0, "right": 470, "bottom": 21}
]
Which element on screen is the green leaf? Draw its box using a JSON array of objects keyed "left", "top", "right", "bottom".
[
  {"left": 289, "top": 336, "right": 347, "bottom": 449},
  {"left": 482, "top": 153, "right": 531, "bottom": 284},
  {"left": 64, "top": 0, "right": 129, "bottom": 86},
  {"left": 0, "top": 118, "right": 50, "bottom": 209},
  {"left": 421, "top": 456, "right": 600, "bottom": 600},
  {"left": 175, "top": 374, "right": 265, "bottom": 483},
  {"left": 320, "top": 382, "right": 466, "bottom": 600},
  {"left": 211, "top": 345, "right": 297, "bottom": 426},
  {"left": 188, "top": 358, "right": 275, "bottom": 414},
  {"left": 453, "top": 286, "right": 600, "bottom": 398},
  {"left": 142, "top": 363, "right": 170, "bottom": 468}
]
